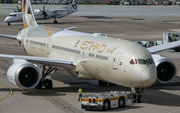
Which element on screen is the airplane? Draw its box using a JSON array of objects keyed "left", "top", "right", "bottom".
[
  {"left": 0, "top": 0, "right": 179, "bottom": 101},
  {"left": 3, "top": 0, "right": 78, "bottom": 26}
]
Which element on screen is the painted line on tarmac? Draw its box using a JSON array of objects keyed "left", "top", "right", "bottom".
[
  {"left": 168, "top": 108, "right": 180, "bottom": 113},
  {"left": 0, "top": 82, "right": 13, "bottom": 102},
  {"left": 144, "top": 94, "right": 180, "bottom": 99}
]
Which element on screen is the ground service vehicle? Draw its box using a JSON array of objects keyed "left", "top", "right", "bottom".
[
  {"left": 163, "top": 32, "right": 180, "bottom": 52},
  {"left": 81, "top": 91, "right": 142, "bottom": 111},
  {"left": 106, "top": 0, "right": 120, "bottom": 5}
]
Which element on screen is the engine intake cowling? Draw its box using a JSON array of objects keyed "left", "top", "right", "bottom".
[
  {"left": 7, "top": 62, "right": 40, "bottom": 89},
  {"left": 152, "top": 55, "right": 176, "bottom": 84}
]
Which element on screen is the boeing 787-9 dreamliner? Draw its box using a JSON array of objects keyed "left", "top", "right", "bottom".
[{"left": 0, "top": 0, "right": 179, "bottom": 102}]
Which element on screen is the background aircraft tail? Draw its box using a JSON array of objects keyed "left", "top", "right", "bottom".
[
  {"left": 63, "top": 0, "right": 78, "bottom": 10},
  {"left": 21, "top": 0, "right": 39, "bottom": 28},
  {"left": 70, "top": 0, "right": 78, "bottom": 10}
]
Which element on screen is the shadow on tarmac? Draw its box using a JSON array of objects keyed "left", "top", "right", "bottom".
[{"left": 50, "top": 73, "right": 180, "bottom": 107}]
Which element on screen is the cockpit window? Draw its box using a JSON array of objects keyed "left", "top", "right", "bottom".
[
  {"left": 146, "top": 58, "right": 154, "bottom": 64},
  {"left": 8, "top": 14, "right": 16, "bottom": 17},
  {"left": 138, "top": 59, "right": 146, "bottom": 65},
  {"left": 139, "top": 58, "right": 154, "bottom": 65},
  {"left": 131, "top": 58, "right": 154, "bottom": 65},
  {"left": 150, "top": 58, "right": 154, "bottom": 64},
  {"left": 130, "top": 59, "right": 137, "bottom": 64}
]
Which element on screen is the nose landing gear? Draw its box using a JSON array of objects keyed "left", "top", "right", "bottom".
[
  {"left": 54, "top": 20, "right": 58, "bottom": 24},
  {"left": 131, "top": 88, "right": 144, "bottom": 103}
]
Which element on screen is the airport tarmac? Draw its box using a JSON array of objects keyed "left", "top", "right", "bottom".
[{"left": 0, "top": 4, "right": 180, "bottom": 113}]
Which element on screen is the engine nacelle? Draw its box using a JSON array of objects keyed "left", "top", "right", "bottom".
[
  {"left": 7, "top": 61, "right": 40, "bottom": 89},
  {"left": 152, "top": 55, "right": 176, "bottom": 84}
]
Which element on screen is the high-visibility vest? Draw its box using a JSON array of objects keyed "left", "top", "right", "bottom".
[{"left": 78, "top": 89, "right": 82, "bottom": 94}]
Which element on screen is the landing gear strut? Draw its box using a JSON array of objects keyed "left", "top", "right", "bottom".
[
  {"left": 131, "top": 88, "right": 144, "bottom": 103},
  {"left": 35, "top": 65, "right": 57, "bottom": 89},
  {"left": 8, "top": 22, "right": 11, "bottom": 26}
]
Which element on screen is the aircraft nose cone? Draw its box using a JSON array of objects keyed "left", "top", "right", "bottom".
[
  {"left": 4, "top": 17, "right": 9, "bottom": 23},
  {"left": 140, "top": 68, "right": 156, "bottom": 87}
]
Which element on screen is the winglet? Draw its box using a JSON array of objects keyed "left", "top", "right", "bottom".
[{"left": 21, "top": 0, "right": 38, "bottom": 28}]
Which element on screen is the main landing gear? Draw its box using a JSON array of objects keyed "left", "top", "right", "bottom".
[
  {"left": 131, "top": 88, "right": 144, "bottom": 103},
  {"left": 98, "top": 80, "right": 117, "bottom": 86},
  {"left": 35, "top": 65, "right": 57, "bottom": 89}
]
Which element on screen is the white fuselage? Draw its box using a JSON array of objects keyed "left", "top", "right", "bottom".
[
  {"left": 4, "top": 9, "right": 77, "bottom": 23},
  {"left": 17, "top": 26, "right": 157, "bottom": 88}
]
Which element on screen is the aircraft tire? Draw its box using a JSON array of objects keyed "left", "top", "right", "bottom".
[
  {"left": 54, "top": 20, "right": 58, "bottom": 24},
  {"left": 101, "top": 81, "right": 107, "bottom": 86},
  {"left": 45, "top": 79, "right": 53, "bottom": 89},
  {"left": 175, "top": 47, "right": 180, "bottom": 52},
  {"left": 103, "top": 100, "right": 110, "bottom": 110},
  {"left": 98, "top": 80, "right": 103, "bottom": 86},
  {"left": 35, "top": 80, "right": 42, "bottom": 89},
  {"left": 118, "top": 97, "right": 125, "bottom": 108},
  {"left": 138, "top": 95, "right": 143, "bottom": 103}
]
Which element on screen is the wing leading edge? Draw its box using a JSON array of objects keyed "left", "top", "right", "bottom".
[
  {"left": 0, "top": 54, "right": 75, "bottom": 69},
  {"left": 0, "top": 34, "right": 17, "bottom": 40},
  {"left": 147, "top": 40, "right": 180, "bottom": 53}
]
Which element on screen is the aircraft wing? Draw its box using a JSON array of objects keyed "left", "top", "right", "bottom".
[
  {"left": 147, "top": 40, "right": 180, "bottom": 53},
  {"left": 49, "top": 9, "right": 74, "bottom": 12},
  {"left": 0, "top": 54, "right": 75, "bottom": 69},
  {"left": 48, "top": 9, "right": 75, "bottom": 14},
  {"left": 2, "top": 7, "right": 18, "bottom": 10},
  {"left": 0, "top": 34, "right": 17, "bottom": 40}
]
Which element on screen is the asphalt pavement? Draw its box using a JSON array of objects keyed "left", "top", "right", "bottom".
[{"left": 0, "top": 4, "right": 180, "bottom": 113}]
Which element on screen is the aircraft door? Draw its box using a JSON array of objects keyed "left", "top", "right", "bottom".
[
  {"left": 46, "top": 39, "right": 52, "bottom": 54},
  {"left": 112, "top": 52, "right": 121, "bottom": 70},
  {"left": 82, "top": 46, "right": 87, "bottom": 60}
]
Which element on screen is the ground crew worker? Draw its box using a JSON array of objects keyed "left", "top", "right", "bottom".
[{"left": 78, "top": 88, "right": 82, "bottom": 101}]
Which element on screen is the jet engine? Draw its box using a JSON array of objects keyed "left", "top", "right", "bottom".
[
  {"left": 152, "top": 55, "right": 176, "bottom": 84},
  {"left": 7, "top": 61, "right": 40, "bottom": 89}
]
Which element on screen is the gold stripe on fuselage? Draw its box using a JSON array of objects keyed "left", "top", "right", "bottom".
[
  {"left": 23, "top": 22, "right": 28, "bottom": 28},
  {"left": 44, "top": 26, "right": 59, "bottom": 37}
]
